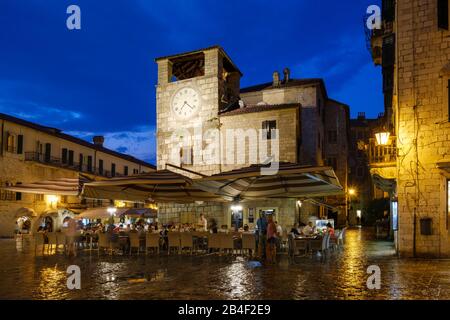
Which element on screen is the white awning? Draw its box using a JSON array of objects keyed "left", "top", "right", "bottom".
[
  {"left": 193, "top": 163, "right": 344, "bottom": 201},
  {"left": 3, "top": 176, "right": 90, "bottom": 196}
]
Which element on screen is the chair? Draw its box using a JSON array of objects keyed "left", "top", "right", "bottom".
[
  {"left": 310, "top": 234, "right": 329, "bottom": 256},
  {"left": 180, "top": 232, "right": 194, "bottom": 255},
  {"left": 98, "top": 233, "right": 112, "bottom": 256},
  {"left": 46, "top": 233, "right": 57, "bottom": 254},
  {"left": 145, "top": 233, "right": 160, "bottom": 255},
  {"left": 56, "top": 233, "right": 67, "bottom": 253},
  {"left": 167, "top": 232, "right": 181, "bottom": 255},
  {"left": 241, "top": 233, "right": 256, "bottom": 256},
  {"left": 338, "top": 227, "right": 347, "bottom": 246},
  {"left": 330, "top": 230, "right": 340, "bottom": 250},
  {"left": 34, "top": 233, "right": 45, "bottom": 256},
  {"left": 207, "top": 233, "right": 220, "bottom": 253},
  {"left": 129, "top": 233, "right": 141, "bottom": 255},
  {"left": 220, "top": 233, "right": 234, "bottom": 254}
]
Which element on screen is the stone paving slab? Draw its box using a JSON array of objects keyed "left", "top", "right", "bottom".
[{"left": 0, "top": 228, "right": 449, "bottom": 300}]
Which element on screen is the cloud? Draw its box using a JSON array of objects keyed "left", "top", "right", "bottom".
[
  {"left": 67, "top": 126, "right": 157, "bottom": 164},
  {"left": 0, "top": 99, "right": 82, "bottom": 124}
]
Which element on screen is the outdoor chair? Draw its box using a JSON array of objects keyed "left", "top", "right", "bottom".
[
  {"left": 207, "top": 233, "right": 220, "bottom": 253},
  {"left": 168, "top": 232, "right": 181, "bottom": 255},
  {"left": 98, "top": 233, "right": 112, "bottom": 256},
  {"left": 129, "top": 232, "right": 142, "bottom": 255},
  {"left": 310, "top": 234, "right": 329, "bottom": 256},
  {"left": 330, "top": 230, "right": 340, "bottom": 250},
  {"left": 56, "top": 233, "right": 67, "bottom": 253},
  {"left": 34, "top": 233, "right": 46, "bottom": 256},
  {"left": 338, "top": 228, "right": 347, "bottom": 246},
  {"left": 46, "top": 232, "right": 58, "bottom": 254},
  {"left": 145, "top": 233, "right": 160, "bottom": 255},
  {"left": 220, "top": 233, "right": 234, "bottom": 254},
  {"left": 241, "top": 233, "right": 256, "bottom": 256},
  {"left": 180, "top": 232, "right": 194, "bottom": 255}
]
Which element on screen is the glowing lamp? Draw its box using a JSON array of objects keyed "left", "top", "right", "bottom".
[
  {"left": 349, "top": 188, "right": 356, "bottom": 196},
  {"left": 231, "top": 205, "right": 243, "bottom": 211},
  {"left": 107, "top": 206, "right": 117, "bottom": 216},
  {"left": 375, "top": 131, "right": 390, "bottom": 146}
]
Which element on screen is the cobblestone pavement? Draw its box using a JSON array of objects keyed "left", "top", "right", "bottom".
[{"left": 0, "top": 228, "right": 449, "bottom": 300}]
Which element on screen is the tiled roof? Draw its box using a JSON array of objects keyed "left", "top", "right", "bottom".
[
  {"left": 220, "top": 103, "right": 301, "bottom": 116},
  {"left": 240, "top": 78, "right": 326, "bottom": 94},
  {"left": 0, "top": 113, "right": 156, "bottom": 169}
]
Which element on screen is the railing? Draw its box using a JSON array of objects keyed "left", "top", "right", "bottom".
[
  {"left": 24, "top": 152, "right": 127, "bottom": 178},
  {"left": 368, "top": 136, "right": 397, "bottom": 165}
]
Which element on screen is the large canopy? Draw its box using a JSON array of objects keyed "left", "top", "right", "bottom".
[
  {"left": 77, "top": 207, "right": 129, "bottom": 219},
  {"left": 3, "top": 176, "right": 90, "bottom": 196},
  {"left": 82, "top": 170, "right": 227, "bottom": 203},
  {"left": 193, "top": 163, "right": 344, "bottom": 201}
]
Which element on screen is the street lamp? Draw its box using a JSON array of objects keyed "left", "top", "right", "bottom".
[
  {"left": 107, "top": 206, "right": 117, "bottom": 216},
  {"left": 375, "top": 131, "right": 391, "bottom": 146},
  {"left": 347, "top": 188, "right": 357, "bottom": 226}
]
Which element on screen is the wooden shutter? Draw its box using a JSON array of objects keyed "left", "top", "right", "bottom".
[{"left": 17, "top": 135, "right": 23, "bottom": 154}]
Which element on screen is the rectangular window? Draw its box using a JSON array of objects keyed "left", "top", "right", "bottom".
[
  {"left": 448, "top": 80, "right": 450, "bottom": 122},
  {"left": 15, "top": 192, "right": 22, "bottom": 201},
  {"left": 99, "top": 159, "right": 104, "bottom": 175},
  {"left": 35, "top": 194, "right": 44, "bottom": 202},
  {"left": 87, "top": 156, "right": 93, "bottom": 172},
  {"left": 44, "top": 143, "right": 51, "bottom": 162},
  {"left": 79, "top": 153, "right": 84, "bottom": 171},
  {"left": 438, "top": 0, "right": 449, "bottom": 30},
  {"left": 262, "top": 120, "right": 277, "bottom": 140},
  {"left": 124, "top": 166, "right": 129, "bottom": 176},
  {"left": 62, "top": 148, "right": 68, "bottom": 164},
  {"left": 111, "top": 163, "right": 116, "bottom": 177},
  {"left": 327, "top": 130, "right": 337, "bottom": 144},
  {"left": 68, "top": 150, "right": 74, "bottom": 166},
  {"left": 326, "top": 157, "right": 337, "bottom": 170},
  {"left": 17, "top": 135, "right": 23, "bottom": 154},
  {"left": 447, "top": 180, "right": 450, "bottom": 229},
  {"left": 6, "top": 134, "right": 15, "bottom": 153}
]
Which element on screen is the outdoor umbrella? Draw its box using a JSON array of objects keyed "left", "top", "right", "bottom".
[
  {"left": 119, "top": 208, "right": 157, "bottom": 219},
  {"left": 77, "top": 207, "right": 129, "bottom": 219},
  {"left": 193, "top": 162, "right": 344, "bottom": 201},
  {"left": 81, "top": 170, "right": 227, "bottom": 203},
  {"left": 2, "top": 174, "right": 91, "bottom": 196}
]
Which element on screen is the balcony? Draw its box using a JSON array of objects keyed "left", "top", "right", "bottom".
[
  {"left": 368, "top": 136, "right": 396, "bottom": 166},
  {"left": 24, "top": 152, "right": 126, "bottom": 178}
]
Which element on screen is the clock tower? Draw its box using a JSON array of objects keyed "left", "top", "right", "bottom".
[{"left": 155, "top": 46, "right": 242, "bottom": 176}]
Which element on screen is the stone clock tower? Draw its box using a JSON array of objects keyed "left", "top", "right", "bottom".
[{"left": 155, "top": 46, "right": 241, "bottom": 176}]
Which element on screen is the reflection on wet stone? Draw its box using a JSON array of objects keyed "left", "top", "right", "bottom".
[{"left": 1, "top": 228, "right": 450, "bottom": 299}]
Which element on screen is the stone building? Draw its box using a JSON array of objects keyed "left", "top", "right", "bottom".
[
  {"left": 0, "top": 113, "right": 155, "bottom": 237},
  {"left": 348, "top": 112, "right": 389, "bottom": 225},
  {"left": 370, "top": 0, "right": 450, "bottom": 257},
  {"left": 155, "top": 46, "right": 350, "bottom": 230}
]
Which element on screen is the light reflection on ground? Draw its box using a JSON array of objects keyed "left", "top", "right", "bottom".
[{"left": 1, "top": 228, "right": 450, "bottom": 300}]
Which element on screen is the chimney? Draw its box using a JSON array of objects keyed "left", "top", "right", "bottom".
[
  {"left": 357, "top": 112, "right": 366, "bottom": 120},
  {"left": 93, "top": 136, "right": 104, "bottom": 147},
  {"left": 272, "top": 71, "right": 280, "bottom": 87},
  {"left": 283, "top": 67, "right": 290, "bottom": 83}
]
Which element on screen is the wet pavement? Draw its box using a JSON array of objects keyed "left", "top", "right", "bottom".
[{"left": 0, "top": 228, "right": 449, "bottom": 300}]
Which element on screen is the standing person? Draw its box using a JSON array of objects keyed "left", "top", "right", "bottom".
[
  {"left": 66, "top": 217, "right": 78, "bottom": 257},
  {"left": 275, "top": 221, "right": 283, "bottom": 251},
  {"left": 256, "top": 212, "right": 268, "bottom": 260},
  {"left": 266, "top": 215, "right": 277, "bottom": 264},
  {"left": 198, "top": 214, "right": 208, "bottom": 232},
  {"left": 209, "top": 218, "right": 218, "bottom": 234}
]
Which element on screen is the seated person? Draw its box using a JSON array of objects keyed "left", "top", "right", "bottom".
[
  {"left": 326, "top": 222, "right": 335, "bottom": 237},
  {"left": 302, "top": 222, "right": 314, "bottom": 236},
  {"left": 290, "top": 223, "right": 300, "bottom": 236}
]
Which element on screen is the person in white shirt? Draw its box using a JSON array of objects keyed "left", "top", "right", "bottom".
[
  {"left": 302, "top": 221, "right": 314, "bottom": 236},
  {"left": 275, "top": 221, "right": 283, "bottom": 237},
  {"left": 198, "top": 214, "right": 208, "bottom": 232}
]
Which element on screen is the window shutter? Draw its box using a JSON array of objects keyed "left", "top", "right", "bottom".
[
  {"left": 62, "top": 148, "right": 68, "bottom": 164},
  {"left": 17, "top": 135, "right": 23, "bottom": 154},
  {"left": 438, "top": 0, "right": 449, "bottom": 30}
]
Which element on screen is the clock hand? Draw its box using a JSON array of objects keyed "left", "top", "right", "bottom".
[{"left": 185, "top": 102, "right": 194, "bottom": 109}]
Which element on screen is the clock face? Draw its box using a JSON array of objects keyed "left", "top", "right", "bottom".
[{"left": 171, "top": 87, "right": 201, "bottom": 119}]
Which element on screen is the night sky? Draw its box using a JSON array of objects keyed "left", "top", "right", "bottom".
[{"left": 0, "top": 0, "right": 383, "bottom": 164}]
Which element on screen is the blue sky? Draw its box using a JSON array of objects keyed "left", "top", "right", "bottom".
[{"left": 0, "top": 0, "right": 382, "bottom": 164}]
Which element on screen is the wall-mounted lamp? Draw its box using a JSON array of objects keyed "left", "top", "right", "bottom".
[
  {"left": 107, "top": 206, "right": 117, "bottom": 216},
  {"left": 45, "top": 195, "right": 59, "bottom": 208},
  {"left": 375, "top": 131, "right": 391, "bottom": 146},
  {"left": 231, "top": 205, "right": 243, "bottom": 211}
]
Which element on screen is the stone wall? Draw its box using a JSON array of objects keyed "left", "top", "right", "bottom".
[{"left": 396, "top": 0, "right": 450, "bottom": 257}]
